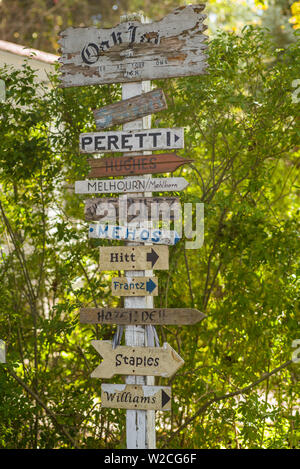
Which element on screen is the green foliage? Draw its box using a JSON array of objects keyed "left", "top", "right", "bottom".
[{"left": 0, "top": 26, "right": 299, "bottom": 448}]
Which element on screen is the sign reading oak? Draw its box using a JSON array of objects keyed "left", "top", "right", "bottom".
[
  {"left": 101, "top": 384, "right": 171, "bottom": 411},
  {"left": 91, "top": 340, "right": 184, "bottom": 378},
  {"left": 88, "top": 153, "right": 192, "bottom": 178},
  {"left": 111, "top": 277, "right": 158, "bottom": 296},
  {"left": 80, "top": 128, "right": 184, "bottom": 153},
  {"left": 58, "top": 4, "right": 208, "bottom": 87},
  {"left": 80, "top": 307, "right": 206, "bottom": 325},
  {"left": 93, "top": 88, "right": 167, "bottom": 129},
  {"left": 99, "top": 245, "right": 168, "bottom": 271}
]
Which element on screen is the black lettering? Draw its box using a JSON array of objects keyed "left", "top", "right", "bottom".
[
  {"left": 95, "top": 135, "right": 106, "bottom": 150},
  {"left": 81, "top": 136, "right": 93, "bottom": 150},
  {"left": 154, "top": 358, "right": 159, "bottom": 366},
  {"left": 121, "top": 134, "right": 133, "bottom": 150},
  {"left": 107, "top": 135, "right": 119, "bottom": 150},
  {"left": 135, "top": 133, "right": 147, "bottom": 148},
  {"left": 149, "top": 132, "right": 161, "bottom": 147},
  {"left": 115, "top": 354, "right": 122, "bottom": 366}
]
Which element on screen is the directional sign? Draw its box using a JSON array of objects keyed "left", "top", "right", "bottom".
[
  {"left": 89, "top": 224, "right": 180, "bottom": 245},
  {"left": 91, "top": 341, "right": 184, "bottom": 378},
  {"left": 111, "top": 277, "right": 158, "bottom": 296},
  {"left": 101, "top": 384, "right": 171, "bottom": 411},
  {"left": 75, "top": 177, "right": 188, "bottom": 194},
  {"left": 58, "top": 5, "right": 208, "bottom": 87},
  {"left": 84, "top": 197, "right": 180, "bottom": 222},
  {"left": 80, "top": 307, "right": 206, "bottom": 325},
  {"left": 93, "top": 89, "right": 167, "bottom": 130},
  {"left": 99, "top": 245, "right": 168, "bottom": 271},
  {"left": 79, "top": 128, "right": 184, "bottom": 153},
  {"left": 88, "top": 153, "right": 193, "bottom": 178}
]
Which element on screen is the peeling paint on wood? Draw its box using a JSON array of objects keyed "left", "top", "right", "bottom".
[
  {"left": 93, "top": 89, "right": 167, "bottom": 129},
  {"left": 58, "top": 5, "right": 208, "bottom": 87},
  {"left": 84, "top": 196, "right": 180, "bottom": 222}
]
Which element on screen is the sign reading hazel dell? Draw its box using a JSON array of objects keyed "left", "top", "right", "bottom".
[{"left": 58, "top": 5, "right": 208, "bottom": 87}]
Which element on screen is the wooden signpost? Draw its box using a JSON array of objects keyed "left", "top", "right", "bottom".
[
  {"left": 84, "top": 197, "right": 180, "bottom": 222},
  {"left": 89, "top": 224, "right": 181, "bottom": 245},
  {"left": 80, "top": 307, "right": 206, "bottom": 325},
  {"left": 101, "top": 384, "right": 171, "bottom": 411},
  {"left": 58, "top": 5, "right": 208, "bottom": 87},
  {"left": 87, "top": 153, "right": 193, "bottom": 178},
  {"left": 59, "top": 4, "right": 208, "bottom": 450},
  {"left": 99, "top": 245, "right": 168, "bottom": 271},
  {"left": 79, "top": 128, "right": 184, "bottom": 153},
  {"left": 90, "top": 340, "right": 184, "bottom": 379},
  {"left": 93, "top": 88, "right": 167, "bottom": 129},
  {"left": 75, "top": 177, "right": 189, "bottom": 194},
  {"left": 111, "top": 277, "right": 158, "bottom": 296}
]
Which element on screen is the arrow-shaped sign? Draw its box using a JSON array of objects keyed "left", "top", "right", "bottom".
[
  {"left": 75, "top": 177, "right": 189, "bottom": 194},
  {"left": 111, "top": 277, "right": 158, "bottom": 297},
  {"left": 80, "top": 307, "right": 206, "bottom": 326},
  {"left": 99, "top": 245, "right": 168, "bottom": 271},
  {"left": 89, "top": 224, "right": 181, "bottom": 246},
  {"left": 79, "top": 128, "right": 184, "bottom": 154},
  {"left": 101, "top": 384, "right": 172, "bottom": 411},
  {"left": 91, "top": 341, "right": 184, "bottom": 379},
  {"left": 87, "top": 153, "right": 193, "bottom": 178}
]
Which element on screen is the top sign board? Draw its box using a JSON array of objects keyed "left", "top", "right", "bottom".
[{"left": 58, "top": 5, "right": 208, "bottom": 87}]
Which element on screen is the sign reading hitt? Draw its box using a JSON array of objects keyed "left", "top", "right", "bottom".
[{"left": 58, "top": 4, "right": 208, "bottom": 87}]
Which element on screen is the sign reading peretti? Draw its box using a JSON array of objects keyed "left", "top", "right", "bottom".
[
  {"left": 58, "top": 5, "right": 208, "bottom": 87},
  {"left": 75, "top": 177, "right": 189, "bottom": 194},
  {"left": 91, "top": 341, "right": 184, "bottom": 378},
  {"left": 101, "top": 384, "right": 171, "bottom": 411},
  {"left": 79, "top": 128, "right": 184, "bottom": 153}
]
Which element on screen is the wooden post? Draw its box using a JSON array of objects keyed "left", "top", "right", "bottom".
[{"left": 120, "top": 12, "right": 156, "bottom": 450}]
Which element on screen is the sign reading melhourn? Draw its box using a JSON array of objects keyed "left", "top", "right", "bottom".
[{"left": 58, "top": 5, "right": 208, "bottom": 87}]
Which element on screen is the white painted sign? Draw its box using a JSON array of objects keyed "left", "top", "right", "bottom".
[
  {"left": 58, "top": 5, "right": 208, "bottom": 87},
  {"left": 89, "top": 224, "right": 181, "bottom": 245},
  {"left": 79, "top": 128, "right": 184, "bottom": 153},
  {"left": 75, "top": 177, "right": 189, "bottom": 194}
]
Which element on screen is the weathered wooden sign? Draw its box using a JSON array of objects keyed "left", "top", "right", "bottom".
[
  {"left": 58, "top": 5, "right": 208, "bottom": 87},
  {"left": 99, "top": 245, "right": 168, "bottom": 271},
  {"left": 79, "top": 128, "right": 184, "bottom": 153},
  {"left": 88, "top": 153, "right": 192, "bottom": 178},
  {"left": 80, "top": 307, "right": 206, "bottom": 325},
  {"left": 75, "top": 177, "right": 188, "bottom": 194},
  {"left": 91, "top": 340, "right": 184, "bottom": 378},
  {"left": 101, "top": 384, "right": 171, "bottom": 411},
  {"left": 111, "top": 277, "right": 158, "bottom": 296},
  {"left": 84, "top": 197, "right": 180, "bottom": 222},
  {"left": 89, "top": 224, "right": 180, "bottom": 245},
  {"left": 93, "top": 89, "right": 167, "bottom": 129}
]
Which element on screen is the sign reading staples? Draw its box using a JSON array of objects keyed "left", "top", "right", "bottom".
[
  {"left": 58, "top": 4, "right": 208, "bottom": 87},
  {"left": 79, "top": 128, "right": 184, "bottom": 153},
  {"left": 111, "top": 277, "right": 158, "bottom": 296},
  {"left": 75, "top": 177, "right": 188, "bottom": 194},
  {"left": 93, "top": 89, "right": 167, "bottom": 129},
  {"left": 101, "top": 384, "right": 171, "bottom": 411},
  {"left": 99, "top": 245, "right": 168, "bottom": 271},
  {"left": 89, "top": 224, "right": 180, "bottom": 245},
  {"left": 80, "top": 307, "right": 206, "bottom": 325},
  {"left": 91, "top": 340, "right": 184, "bottom": 378}
]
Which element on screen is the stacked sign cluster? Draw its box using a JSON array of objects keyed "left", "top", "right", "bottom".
[{"left": 59, "top": 5, "right": 208, "bottom": 421}]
